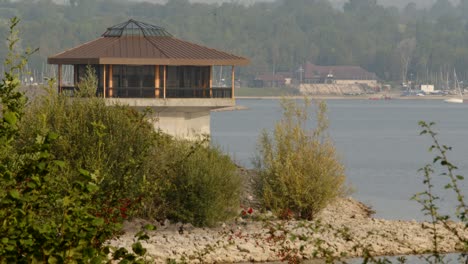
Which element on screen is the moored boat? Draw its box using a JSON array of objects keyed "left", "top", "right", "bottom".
[{"left": 444, "top": 70, "right": 464, "bottom": 104}]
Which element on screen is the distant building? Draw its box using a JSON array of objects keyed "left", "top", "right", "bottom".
[
  {"left": 303, "top": 62, "right": 378, "bottom": 87},
  {"left": 420, "top": 84, "right": 435, "bottom": 93},
  {"left": 253, "top": 72, "right": 293, "bottom": 87}
]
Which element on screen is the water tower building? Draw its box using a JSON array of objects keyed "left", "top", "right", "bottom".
[{"left": 48, "top": 19, "right": 249, "bottom": 139}]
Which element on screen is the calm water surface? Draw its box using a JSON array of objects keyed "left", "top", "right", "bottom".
[{"left": 211, "top": 99, "right": 468, "bottom": 221}]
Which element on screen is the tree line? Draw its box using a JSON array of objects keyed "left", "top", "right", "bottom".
[{"left": 1, "top": 0, "right": 468, "bottom": 85}]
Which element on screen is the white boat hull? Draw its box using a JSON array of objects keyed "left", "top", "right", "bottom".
[{"left": 444, "top": 98, "right": 464, "bottom": 103}]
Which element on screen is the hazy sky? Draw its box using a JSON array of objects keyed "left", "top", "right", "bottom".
[
  {"left": 49, "top": 0, "right": 459, "bottom": 9},
  {"left": 124, "top": 0, "right": 458, "bottom": 9}
]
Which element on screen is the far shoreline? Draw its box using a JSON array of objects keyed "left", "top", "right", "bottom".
[{"left": 236, "top": 94, "right": 467, "bottom": 101}]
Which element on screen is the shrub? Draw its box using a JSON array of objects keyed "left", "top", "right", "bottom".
[
  {"left": 153, "top": 139, "right": 242, "bottom": 227},
  {"left": 17, "top": 89, "right": 161, "bottom": 216},
  {"left": 254, "top": 98, "right": 347, "bottom": 220}
]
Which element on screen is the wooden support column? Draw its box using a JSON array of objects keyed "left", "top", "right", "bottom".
[
  {"left": 58, "top": 64, "right": 62, "bottom": 93},
  {"left": 103, "top": 65, "right": 107, "bottom": 98},
  {"left": 231, "top": 66, "right": 235, "bottom": 99},
  {"left": 202, "top": 67, "right": 206, "bottom": 98},
  {"left": 163, "top": 66, "right": 167, "bottom": 99},
  {"left": 108, "top": 65, "right": 113, "bottom": 98},
  {"left": 209, "top": 66, "right": 213, "bottom": 98},
  {"left": 155, "top": 65, "right": 160, "bottom": 98}
]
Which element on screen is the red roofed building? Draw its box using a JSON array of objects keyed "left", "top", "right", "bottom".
[
  {"left": 253, "top": 72, "right": 293, "bottom": 87},
  {"left": 303, "top": 62, "right": 378, "bottom": 87}
]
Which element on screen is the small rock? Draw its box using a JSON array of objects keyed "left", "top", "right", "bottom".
[{"left": 237, "top": 244, "right": 251, "bottom": 253}]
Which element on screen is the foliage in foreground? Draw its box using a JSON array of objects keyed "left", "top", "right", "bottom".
[
  {"left": 254, "top": 98, "right": 347, "bottom": 220},
  {"left": 413, "top": 121, "right": 467, "bottom": 263},
  {"left": 0, "top": 17, "right": 119, "bottom": 263}
]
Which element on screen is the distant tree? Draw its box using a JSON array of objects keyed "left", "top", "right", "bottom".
[
  {"left": 430, "top": 0, "right": 456, "bottom": 19},
  {"left": 397, "top": 38, "right": 417, "bottom": 84},
  {"left": 3, "top": 0, "right": 468, "bottom": 83},
  {"left": 402, "top": 2, "right": 418, "bottom": 22},
  {"left": 344, "top": 0, "right": 377, "bottom": 12}
]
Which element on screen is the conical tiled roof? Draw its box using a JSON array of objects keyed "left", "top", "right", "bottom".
[{"left": 48, "top": 19, "right": 249, "bottom": 66}]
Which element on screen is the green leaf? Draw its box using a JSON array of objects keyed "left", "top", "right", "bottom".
[
  {"left": 86, "top": 182, "right": 99, "bottom": 193},
  {"left": 53, "top": 160, "right": 66, "bottom": 168},
  {"left": 137, "top": 234, "right": 149, "bottom": 241},
  {"left": 37, "top": 162, "right": 46, "bottom": 171},
  {"left": 62, "top": 196, "right": 71, "bottom": 206},
  {"left": 92, "top": 217, "right": 104, "bottom": 227},
  {"left": 144, "top": 224, "right": 156, "bottom": 231},
  {"left": 9, "top": 189, "right": 20, "bottom": 199},
  {"left": 132, "top": 242, "right": 147, "bottom": 256},
  {"left": 113, "top": 247, "right": 129, "bottom": 260},
  {"left": 3, "top": 111, "right": 17, "bottom": 125},
  {"left": 47, "top": 132, "right": 59, "bottom": 141},
  {"left": 79, "top": 168, "right": 90, "bottom": 176},
  {"left": 456, "top": 175, "right": 464, "bottom": 180},
  {"left": 47, "top": 256, "right": 58, "bottom": 264}
]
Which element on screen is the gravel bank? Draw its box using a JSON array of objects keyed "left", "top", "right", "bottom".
[{"left": 107, "top": 198, "right": 467, "bottom": 263}]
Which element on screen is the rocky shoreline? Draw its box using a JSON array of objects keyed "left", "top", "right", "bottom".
[{"left": 108, "top": 198, "right": 467, "bottom": 263}]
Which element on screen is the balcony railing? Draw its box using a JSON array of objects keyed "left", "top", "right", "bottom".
[
  {"left": 60, "top": 86, "right": 232, "bottom": 99},
  {"left": 109, "top": 87, "right": 157, "bottom": 98},
  {"left": 110, "top": 87, "right": 232, "bottom": 99}
]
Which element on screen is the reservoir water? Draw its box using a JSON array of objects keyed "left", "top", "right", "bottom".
[{"left": 211, "top": 99, "right": 468, "bottom": 221}]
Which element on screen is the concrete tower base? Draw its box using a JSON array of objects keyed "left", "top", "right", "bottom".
[{"left": 106, "top": 98, "right": 235, "bottom": 139}]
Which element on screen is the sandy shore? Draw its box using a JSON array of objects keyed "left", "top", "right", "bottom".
[{"left": 108, "top": 198, "right": 467, "bottom": 263}]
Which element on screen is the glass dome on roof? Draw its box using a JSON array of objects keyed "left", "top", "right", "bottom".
[{"left": 102, "top": 19, "right": 172, "bottom": 37}]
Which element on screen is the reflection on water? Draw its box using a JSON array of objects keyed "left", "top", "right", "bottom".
[{"left": 211, "top": 99, "right": 468, "bottom": 221}]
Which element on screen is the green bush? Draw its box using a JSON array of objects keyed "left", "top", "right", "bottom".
[
  {"left": 152, "top": 139, "right": 241, "bottom": 227},
  {"left": 17, "top": 90, "right": 161, "bottom": 217},
  {"left": 254, "top": 98, "right": 348, "bottom": 220}
]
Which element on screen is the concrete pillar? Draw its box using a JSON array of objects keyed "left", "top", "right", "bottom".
[{"left": 151, "top": 111, "right": 210, "bottom": 140}]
